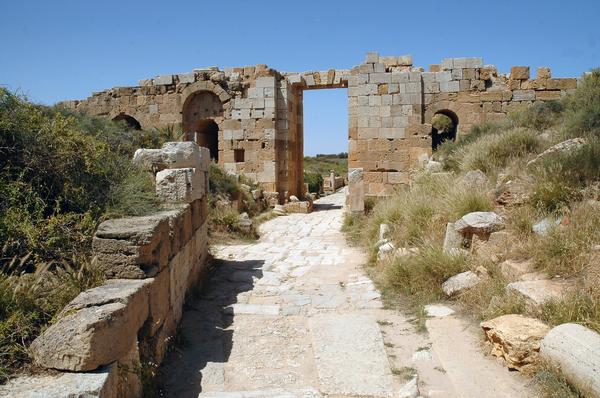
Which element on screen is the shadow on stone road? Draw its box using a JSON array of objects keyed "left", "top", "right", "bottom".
[
  {"left": 313, "top": 203, "right": 342, "bottom": 212},
  {"left": 158, "top": 258, "right": 265, "bottom": 397}
]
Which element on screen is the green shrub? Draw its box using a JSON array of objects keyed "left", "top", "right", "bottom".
[
  {"left": 304, "top": 171, "right": 323, "bottom": 193},
  {"left": 510, "top": 100, "right": 564, "bottom": 131},
  {"left": 563, "top": 68, "right": 600, "bottom": 137},
  {"left": 384, "top": 246, "right": 470, "bottom": 305},
  {"left": 459, "top": 128, "right": 542, "bottom": 174}
]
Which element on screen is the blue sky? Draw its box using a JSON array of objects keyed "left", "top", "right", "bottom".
[{"left": 1, "top": 0, "right": 599, "bottom": 155}]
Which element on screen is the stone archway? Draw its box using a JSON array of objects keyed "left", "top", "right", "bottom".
[
  {"left": 113, "top": 113, "right": 141, "bottom": 130},
  {"left": 182, "top": 90, "right": 224, "bottom": 161}
]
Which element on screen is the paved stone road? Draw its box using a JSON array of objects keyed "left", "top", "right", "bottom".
[{"left": 159, "top": 191, "right": 533, "bottom": 398}]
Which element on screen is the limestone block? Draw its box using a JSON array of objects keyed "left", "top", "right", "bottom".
[
  {"left": 391, "top": 72, "right": 410, "bottom": 83},
  {"left": 440, "top": 81, "right": 459, "bottom": 93},
  {"left": 499, "top": 259, "right": 533, "bottom": 280},
  {"left": 93, "top": 213, "right": 171, "bottom": 278},
  {"left": 156, "top": 167, "right": 205, "bottom": 203},
  {"left": 506, "top": 279, "right": 570, "bottom": 306},
  {"left": 513, "top": 90, "right": 536, "bottom": 101},
  {"left": 177, "top": 72, "right": 195, "bottom": 84},
  {"left": 454, "top": 211, "right": 504, "bottom": 236},
  {"left": 536, "top": 67, "right": 551, "bottom": 79},
  {"left": 441, "top": 58, "right": 453, "bottom": 70},
  {"left": 30, "top": 279, "right": 152, "bottom": 371},
  {"left": 283, "top": 201, "right": 313, "bottom": 214},
  {"left": 442, "top": 222, "right": 463, "bottom": 253},
  {"left": 0, "top": 363, "right": 118, "bottom": 398},
  {"left": 132, "top": 148, "right": 167, "bottom": 173},
  {"left": 256, "top": 76, "right": 276, "bottom": 88},
  {"left": 161, "top": 141, "right": 210, "bottom": 172},
  {"left": 540, "top": 323, "right": 600, "bottom": 397},
  {"left": 153, "top": 75, "right": 173, "bottom": 85},
  {"left": 510, "top": 66, "right": 530, "bottom": 80},
  {"left": 481, "top": 314, "right": 549, "bottom": 374},
  {"left": 461, "top": 169, "right": 488, "bottom": 188},
  {"left": 442, "top": 271, "right": 481, "bottom": 296}
]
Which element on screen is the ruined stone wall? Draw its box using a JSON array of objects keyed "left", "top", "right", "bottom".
[
  {"left": 4, "top": 143, "right": 211, "bottom": 398},
  {"left": 59, "top": 53, "right": 578, "bottom": 204}
]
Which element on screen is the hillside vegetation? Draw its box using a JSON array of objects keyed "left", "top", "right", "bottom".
[
  {"left": 304, "top": 153, "right": 348, "bottom": 193},
  {"left": 344, "top": 70, "right": 600, "bottom": 397},
  {"left": 0, "top": 89, "right": 256, "bottom": 382}
]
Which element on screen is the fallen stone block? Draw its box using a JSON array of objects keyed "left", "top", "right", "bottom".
[
  {"left": 30, "top": 279, "right": 152, "bottom": 371},
  {"left": 442, "top": 222, "right": 463, "bottom": 253},
  {"left": 454, "top": 211, "right": 505, "bottom": 236},
  {"left": 93, "top": 213, "right": 171, "bottom": 278},
  {"left": 481, "top": 314, "right": 549, "bottom": 374},
  {"left": 442, "top": 271, "right": 481, "bottom": 296},
  {"left": 424, "top": 304, "right": 455, "bottom": 317},
  {"left": 283, "top": 201, "right": 313, "bottom": 213},
  {"left": 499, "top": 259, "right": 534, "bottom": 280},
  {"left": 527, "top": 137, "right": 586, "bottom": 168},
  {"left": 506, "top": 279, "right": 571, "bottom": 307},
  {"left": 156, "top": 167, "right": 205, "bottom": 203},
  {"left": 461, "top": 169, "right": 488, "bottom": 188},
  {"left": 540, "top": 323, "right": 600, "bottom": 397}
]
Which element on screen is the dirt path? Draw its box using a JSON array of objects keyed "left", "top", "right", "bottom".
[{"left": 159, "top": 191, "right": 533, "bottom": 397}]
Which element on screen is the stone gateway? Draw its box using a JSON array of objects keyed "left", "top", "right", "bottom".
[{"left": 59, "top": 53, "right": 577, "bottom": 210}]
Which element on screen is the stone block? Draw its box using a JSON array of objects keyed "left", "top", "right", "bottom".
[
  {"left": 397, "top": 55, "right": 413, "bottom": 66},
  {"left": 256, "top": 76, "right": 276, "bottom": 88},
  {"left": 391, "top": 72, "right": 410, "bottom": 83},
  {"left": 454, "top": 211, "right": 504, "bottom": 236},
  {"left": 540, "top": 323, "right": 600, "bottom": 397},
  {"left": 506, "top": 279, "right": 571, "bottom": 307},
  {"left": 442, "top": 271, "right": 481, "bottom": 296},
  {"left": 441, "top": 58, "right": 453, "bottom": 70},
  {"left": 442, "top": 222, "right": 463, "bottom": 253},
  {"left": 93, "top": 213, "right": 172, "bottom": 278},
  {"left": 513, "top": 90, "right": 536, "bottom": 101},
  {"left": 177, "top": 72, "right": 195, "bottom": 84},
  {"left": 156, "top": 167, "right": 205, "bottom": 203},
  {"left": 0, "top": 364, "right": 119, "bottom": 398},
  {"left": 536, "top": 67, "right": 551, "bottom": 79},
  {"left": 510, "top": 66, "right": 530, "bottom": 80},
  {"left": 370, "top": 73, "right": 391, "bottom": 84},
  {"left": 30, "top": 279, "right": 152, "bottom": 371},
  {"left": 440, "top": 81, "right": 459, "bottom": 93},
  {"left": 153, "top": 75, "right": 173, "bottom": 85},
  {"left": 481, "top": 314, "right": 550, "bottom": 374}
]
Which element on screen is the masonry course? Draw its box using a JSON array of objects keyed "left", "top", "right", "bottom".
[{"left": 59, "top": 53, "right": 578, "bottom": 210}]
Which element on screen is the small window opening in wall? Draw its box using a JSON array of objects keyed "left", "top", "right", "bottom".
[
  {"left": 234, "top": 149, "right": 245, "bottom": 162},
  {"left": 431, "top": 110, "right": 459, "bottom": 151}
]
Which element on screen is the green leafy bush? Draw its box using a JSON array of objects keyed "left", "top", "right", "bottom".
[{"left": 304, "top": 171, "right": 323, "bottom": 193}]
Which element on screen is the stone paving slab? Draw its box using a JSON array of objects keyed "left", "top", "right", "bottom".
[{"left": 309, "top": 313, "right": 394, "bottom": 397}]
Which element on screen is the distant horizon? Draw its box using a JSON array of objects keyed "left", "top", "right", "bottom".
[{"left": 1, "top": 0, "right": 598, "bottom": 156}]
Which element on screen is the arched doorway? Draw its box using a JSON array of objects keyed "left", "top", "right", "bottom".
[
  {"left": 182, "top": 91, "right": 223, "bottom": 161},
  {"left": 194, "top": 119, "right": 219, "bottom": 161},
  {"left": 431, "top": 110, "right": 458, "bottom": 151},
  {"left": 113, "top": 113, "right": 141, "bottom": 130}
]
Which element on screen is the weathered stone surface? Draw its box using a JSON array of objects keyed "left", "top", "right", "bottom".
[
  {"left": 454, "top": 211, "right": 504, "bottom": 236},
  {"left": 379, "top": 223, "right": 390, "bottom": 241},
  {"left": 527, "top": 137, "right": 586, "bottom": 167},
  {"left": 30, "top": 279, "right": 152, "bottom": 371},
  {"left": 510, "top": 66, "right": 530, "bottom": 80},
  {"left": 309, "top": 313, "right": 394, "bottom": 396},
  {"left": 283, "top": 200, "right": 313, "bottom": 213},
  {"left": 397, "top": 377, "right": 419, "bottom": 398},
  {"left": 0, "top": 363, "right": 118, "bottom": 398},
  {"left": 471, "top": 230, "right": 512, "bottom": 261},
  {"left": 481, "top": 314, "right": 549, "bottom": 374},
  {"left": 156, "top": 167, "right": 205, "bottom": 203},
  {"left": 506, "top": 279, "right": 570, "bottom": 306},
  {"left": 132, "top": 142, "right": 210, "bottom": 174},
  {"left": 93, "top": 212, "right": 171, "bottom": 278},
  {"left": 532, "top": 217, "right": 560, "bottom": 235},
  {"left": 461, "top": 169, "right": 489, "bottom": 188},
  {"left": 425, "top": 304, "right": 455, "bottom": 317},
  {"left": 540, "top": 323, "right": 600, "bottom": 397},
  {"left": 499, "top": 259, "right": 533, "bottom": 280},
  {"left": 442, "top": 222, "right": 463, "bottom": 253},
  {"left": 442, "top": 271, "right": 481, "bottom": 296},
  {"left": 132, "top": 148, "right": 166, "bottom": 173}
]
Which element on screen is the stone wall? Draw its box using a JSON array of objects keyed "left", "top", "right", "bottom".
[
  {"left": 58, "top": 53, "right": 578, "bottom": 204},
  {"left": 0, "top": 143, "right": 210, "bottom": 398}
]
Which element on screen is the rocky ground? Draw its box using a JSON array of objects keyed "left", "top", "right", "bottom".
[{"left": 159, "top": 191, "right": 533, "bottom": 398}]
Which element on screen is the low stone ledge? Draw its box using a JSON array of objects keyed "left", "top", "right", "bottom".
[
  {"left": 540, "top": 323, "right": 600, "bottom": 397},
  {"left": 0, "top": 363, "right": 118, "bottom": 398},
  {"left": 93, "top": 213, "right": 172, "bottom": 279},
  {"left": 30, "top": 279, "right": 152, "bottom": 372}
]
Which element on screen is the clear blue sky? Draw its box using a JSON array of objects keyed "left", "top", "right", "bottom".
[{"left": 1, "top": 0, "right": 598, "bottom": 155}]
